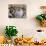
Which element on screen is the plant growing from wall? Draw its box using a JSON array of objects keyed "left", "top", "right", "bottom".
[
  {"left": 5, "top": 26, "right": 18, "bottom": 39},
  {"left": 36, "top": 14, "right": 46, "bottom": 27},
  {"left": 36, "top": 14, "right": 46, "bottom": 21}
]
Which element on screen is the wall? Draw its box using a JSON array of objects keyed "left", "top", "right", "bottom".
[{"left": 0, "top": 0, "right": 46, "bottom": 39}]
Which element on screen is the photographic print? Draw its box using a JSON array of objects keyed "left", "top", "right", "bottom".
[{"left": 8, "top": 4, "right": 26, "bottom": 18}]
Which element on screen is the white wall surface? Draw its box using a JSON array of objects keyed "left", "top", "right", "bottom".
[{"left": 0, "top": 0, "right": 46, "bottom": 41}]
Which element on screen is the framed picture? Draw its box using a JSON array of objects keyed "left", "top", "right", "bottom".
[{"left": 8, "top": 4, "right": 26, "bottom": 18}]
